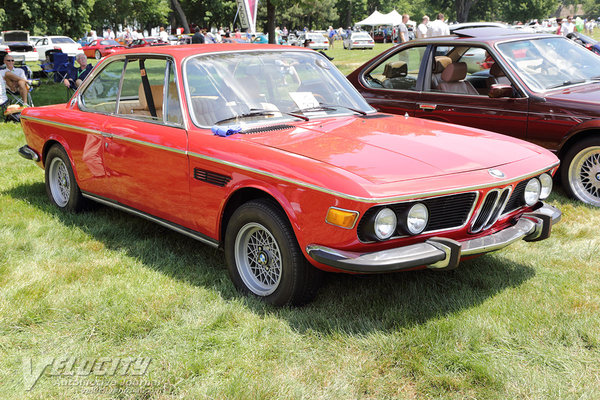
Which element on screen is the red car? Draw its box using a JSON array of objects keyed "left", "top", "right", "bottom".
[
  {"left": 18, "top": 44, "right": 560, "bottom": 306},
  {"left": 82, "top": 39, "right": 125, "bottom": 59},
  {"left": 347, "top": 27, "right": 600, "bottom": 206},
  {"left": 127, "top": 37, "right": 169, "bottom": 49}
]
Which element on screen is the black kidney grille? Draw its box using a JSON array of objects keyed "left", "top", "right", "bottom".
[
  {"left": 470, "top": 187, "right": 512, "bottom": 233},
  {"left": 503, "top": 180, "right": 528, "bottom": 213},
  {"left": 357, "top": 192, "right": 477, "bottom": 241},
  {"left": 242, "top": 124, "right": 294, "bottom": 134},
  {"left": 193, "top": 168, "right": 231, "bottom": 187}
]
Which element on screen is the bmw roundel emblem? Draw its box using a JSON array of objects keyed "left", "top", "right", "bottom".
[{"left": 488, "top": 168, "right": 505, "bottom": 179}]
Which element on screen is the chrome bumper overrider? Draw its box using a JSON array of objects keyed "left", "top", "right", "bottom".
[{"left": 306, "top": 203, "right": 561, "bottom": 273}]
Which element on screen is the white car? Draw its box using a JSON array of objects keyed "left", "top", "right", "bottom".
[
  {"left": 1, "top": 31, "right": 38, "bottom": 62},
  {"left": 343, "top": 32, "right": 375, "bottom": 50},
  {"left": 298, "top": 32, "right": 329, "bottom": 50},
  {"left": 35, "top": 36, "right": 83, "bottom": 61}
]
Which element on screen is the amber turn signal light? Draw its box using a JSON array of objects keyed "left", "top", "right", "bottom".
[{"left": 326, "top": 207, "right": 359, "bottom": 229}]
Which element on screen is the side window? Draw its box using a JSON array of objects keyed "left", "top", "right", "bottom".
[
  {"left": 165, "top": 61, "right": 183, "bottom": 125},
  {"left": 117, "top": 58, "right": 167, "bottom": 121},
  {"left": 364, "top": 46, "right": 426, "bottom": 91},
  {"left": 80, "top": 59, "right": 124, "bottom": 113},
  {"left": 428, "top": 46, "right": 511, "bottom": 96}
]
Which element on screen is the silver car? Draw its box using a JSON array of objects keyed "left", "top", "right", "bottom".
[{"left": 343, "top": 32, "right": 375, "bottom": 50}]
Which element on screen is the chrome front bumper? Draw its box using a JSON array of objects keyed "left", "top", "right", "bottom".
[{"left": 306, "top": 203, "right": 561, "bottom": 273}]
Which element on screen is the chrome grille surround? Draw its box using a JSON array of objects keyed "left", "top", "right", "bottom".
[{"left": 470, "top": 187, "right": 512, "bottom": 233}]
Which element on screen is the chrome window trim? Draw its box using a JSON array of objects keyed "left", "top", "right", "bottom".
[
  {"left": 181, "top": 48, "right": 376, "bottom": 129},
  {"left": 75, "top": 53, "right": 189, "bottom": 130},
  {"left": 21, "top": 116, "right": 559, "bottom": 204}
]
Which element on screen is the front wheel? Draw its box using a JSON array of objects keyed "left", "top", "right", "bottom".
[
  {"left": 45, "top": 145, "right": 86, "bottom": 212},
  {"left": 95, "top": 50, "right": 102, "bottom": 60},
  {"left": 561, "top": 137, "right": 600, "bottom": 206},
  {"left": 225, "top": 199, "right": 322, "bottom": 306}
]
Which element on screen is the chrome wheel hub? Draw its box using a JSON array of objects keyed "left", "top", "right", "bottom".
[
  {"left": 234, "top": 223, "right": 282, "bottom": 296},
  {"left": 569, "top": 146, "right": 600, "bottom": 206},
  {"left": 49, "top": 158, "right": 70, "bottom": 207}
]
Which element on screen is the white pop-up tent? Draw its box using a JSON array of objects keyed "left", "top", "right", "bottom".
[{"left": 355, "top": 10, "right": 404, "bottom": 27}]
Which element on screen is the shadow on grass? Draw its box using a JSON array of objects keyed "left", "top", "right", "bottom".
[{"left": 6, "top": 182, "right": 536, "bottom": 335}]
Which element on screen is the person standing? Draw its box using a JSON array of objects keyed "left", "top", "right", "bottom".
[
  {"left": 398, "top": 14, "right": 410, "bottom": 42},
  {"left": 417, "top": 15, "right": 429, "bottom": 38},
  {"left": 159, "top": 27, "right": 169, "bottom": 42},
  {"left": 561, "top": 16, "right": 577, "bottom": 36},
  {"left": 327, "top": 26, "right": 335, "bottom": 49},
  {"left": 192, "top": 27, "right": 205, "bottom": 44},
  {"left": 428, "top": 13, "right": 450, "bottom": 37}
]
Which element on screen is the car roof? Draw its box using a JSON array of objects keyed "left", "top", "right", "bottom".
[
  {"left": 414, "top": 27, "right": 556, "bottom": 44},
  {"left": 103, "top": 43, "right": 313, "bottom": 59}
]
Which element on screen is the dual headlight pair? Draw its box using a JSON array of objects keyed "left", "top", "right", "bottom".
[
  {"left": 366, "top": 172, "right": 553, "bottom": 242},
  {"left": 524, "top": 173, "right": 552, "bottom": 206}
]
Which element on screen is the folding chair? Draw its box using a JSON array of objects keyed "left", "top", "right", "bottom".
[
  {"left": 39, "top": 52, "right": 70, "bottom": 83},
  {"left": 4, "top": 65, "right": 37, "bottom": 107}
]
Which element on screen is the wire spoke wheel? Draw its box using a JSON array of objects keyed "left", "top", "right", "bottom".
[
  {"left": 234, "top": 222, "right": 282, "bottom": 296},
  {"left": 48, "top": 157, "right": 71, "bottom": 207},
  {"left": 568, "top": 145, "right": 600, "bottom": 206}
]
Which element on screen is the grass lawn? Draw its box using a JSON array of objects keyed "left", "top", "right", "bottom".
[{"left": 1, "top": 44, "right": 600, "bottom": 399}]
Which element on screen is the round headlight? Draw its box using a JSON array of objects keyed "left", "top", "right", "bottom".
[
  {"left": 374, "top": 208, "right": 397, "bottom": 240},
  {"left": 539, "top": 173, "right": 553, "bottom": 199},
  {"left": 404, "top": 203, "right": 429, "bottom": 235},
  {"left": 524, "top": 178, "right": 541, "bottom": 206}
]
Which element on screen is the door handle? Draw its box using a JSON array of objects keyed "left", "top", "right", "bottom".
[{"left": 419, "top": 104, "right": 437, "bottom": 111}]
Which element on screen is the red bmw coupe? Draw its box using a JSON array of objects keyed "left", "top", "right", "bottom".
[{"left": 18, "top": 44, "right": 560, "bottom": 305}]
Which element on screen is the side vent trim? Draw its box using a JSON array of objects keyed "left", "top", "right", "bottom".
[{"left": 193, "top": 168, "right": 231, "bottom": 187}]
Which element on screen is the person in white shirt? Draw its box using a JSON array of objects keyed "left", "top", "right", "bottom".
[
  {"left": 398, "top": 14, "right": 410, "bottom": 42},
  {"left": 428, "top": 13, "right": 450, "bottom": 37},
  {"left": 417, "top": 15, "right": 429, "bottom": 38},
  {"left": 104, "top": 28, "right": 115, "bottom": 40},
  {"left": 561, "top": 16, "right": 577, "bottom": 36},
  {"left": 1, "top": 55, "right": 37, "bottom": 105},
  {"left": 159, "top": 27, "right": 169, "bottom": 43}
]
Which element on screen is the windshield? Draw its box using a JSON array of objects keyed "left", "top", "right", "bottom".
[
  {"left": 497, "top": 37, "right": 600, "bottom": 92},
  {"left": 53, "top": 37, "right": 75, "bottom": 44},
  {"left": 353, "top": 33, "right": 372, "bottom": 39},
  {"left": 307, "top": 34, "right": 326, "bottom": 42},
  {"left": 184, "top": 50, "right": 374, "bottom": 127}
]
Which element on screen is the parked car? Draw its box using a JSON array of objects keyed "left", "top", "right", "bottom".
[
  {"left": 18, "top": 44, "right": 560, "bottom": 306},
  {"left": 0, "top": 38, "right": 10, "bottom": 61},
  {"left": 127, "top": 37, "right": 169, "bottom": 49},
  {"left": 343, "top": 32, "right": 375, "bottom": 50},
  {"left": 1, "top": 30, "right": 38, "bottom": 62},
  {"left": 297, "top": 32, "right": 328, "bottom": 50},
  {"left": 35, "top": 36, "right": 83, "bottom": 61},
  {"left": 347, "top": 27, "right": 600, "bottom": 206},
  {"left": 566, "top": 32, "right": 600, "bottom": 55},
  {"left": 82, "top": 39, "right": 126, "bottom": 59}
]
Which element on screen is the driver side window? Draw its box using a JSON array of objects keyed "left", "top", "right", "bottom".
[{"left": 365, "top": 46, "right": 426, "bottom": 91}]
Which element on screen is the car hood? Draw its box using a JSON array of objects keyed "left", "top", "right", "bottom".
[
  {"left": 545, "top": 82, "right": 600, "bottom": 112},
  {"left": 243, "top": 115, "right": 543, "bottom": 184}
]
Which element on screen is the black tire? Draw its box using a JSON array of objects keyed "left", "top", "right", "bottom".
[
  {"left": 561, "top": 137, "right": 600, "bottom": 207},
  {"left": 224, "top": 199, "right": 322, "bottom": 306},
  {"left": 45, "top": 145, "right": 86, "bottom": 212},
  {"left": 95, "top": 50, "right": 102, "bottom": 60}
]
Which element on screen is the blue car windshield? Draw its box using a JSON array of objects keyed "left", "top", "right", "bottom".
[
  {"left": 184, "top": 50, "right": 375, "bottom": 127},
  {"left": 497, "top": 36, "right": 600, "bottom": 92}
]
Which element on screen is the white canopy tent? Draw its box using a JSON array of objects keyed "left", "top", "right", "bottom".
[{"left": 355, "top": 10, "right": 404, "bottom": 27}]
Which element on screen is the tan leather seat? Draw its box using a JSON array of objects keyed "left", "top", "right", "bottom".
[
  {"left": 432, "top": 56, "right": 452, "bottom": 89},
  {"left": 137, "top": 84, "right": 164, "bottom": 118},
  {"left": 437, "top": 62, "right": 478, "bottom": 95},
  {"left": 382, "top": 61, "right": 408, "bottom": 89},
  {"left": 487, "top": 62, "right": 511, "bottom": 86}
]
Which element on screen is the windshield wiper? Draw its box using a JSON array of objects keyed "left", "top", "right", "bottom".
[
  {"left": 290, "top": 104, "right": 368, "bottom": 116},
  {"left": 319, "top": 104, "right": 368, "bottom": 116},
  {"left": 215, "top": 108, "right": 309, "bottom": 125},
  {"left": 547, "top": 79, "right": 586, "bottom": 89}
]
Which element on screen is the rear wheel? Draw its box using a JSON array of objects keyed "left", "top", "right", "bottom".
[
  {"left": 45, "top": 145, "right": 86, "bottom": 212},
  {"left": 225, "top": 199, "right": 322, "bottom": 306},
  {"left": 561, "top": 137, "right": 600, "bottom": 206},
  {"left": 95, "top": 50, "right": 102, "bottom": 60}
]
